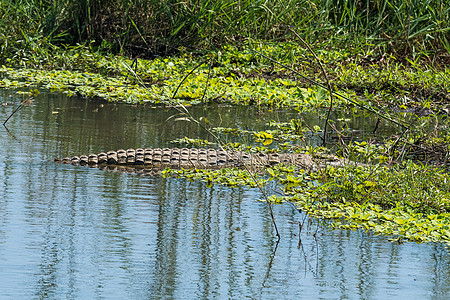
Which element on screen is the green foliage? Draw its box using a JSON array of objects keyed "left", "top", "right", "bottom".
[
  {"left": 307, "top": 162, "right": 450, "bottom": 214},
  {"left": 2, "top": 41, "right": 448, "bottom": 109},
  {"left": 323, "top": 0, "right": 450, "bottom": 54},
  {"left": 278, "top": 160, "right": 450, "bottom": 245},
  {"left": 0, "top": 0, "right": 319, "bottom": 57},
  {"left": 162, "top": 158, "right": 450, "bottom": 245},
  {"left": 334, "top": 58, "right": 450, "bottom": 107},
  {"left": 0, "top": 0, "right": 448, "bottom": 59},
  {"left": 2, "top": 45, "right": 365, "bottom": 109},
  {"left": 304, "top": 201, "right": 450, "bottom": 245}
]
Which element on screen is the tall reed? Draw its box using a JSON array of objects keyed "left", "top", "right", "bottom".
[{"left": 0, "top": 0, "right": 448, "bottom": 58}]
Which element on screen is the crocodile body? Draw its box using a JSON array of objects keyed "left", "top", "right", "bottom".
[{"left": 55, "top": 147, "right": 350, "bottom": 175}]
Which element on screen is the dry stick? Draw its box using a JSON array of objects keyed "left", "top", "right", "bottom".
[
  {"left": 373, "top": 118, "right": 381, "bottom": 134},
  {"left": 298, "top": 222, "right": 303, "bottom": 246},
  {"left": 286, "top": 195, "right": 308, "bottom": 242},
  {"left": 249, "top": 49, "right": 408, "bottom": 129},
  {"left": 296, "top": 207, "right": 309, "bottom": 244},
  {"left": 330, "top": 122, "right": 351, "bottom": 157},
  {"left": 171, "top": 58, "right": 210, "bottom": 105},
  {"left": 287, "top": 27, "right": 335, "bottom": 146},
  {"left": 200, "top": 57, "right": 213, "bottom": 104},
  {"left": 389, "top": 118, "right": 416, "bottom": 160},
  {"left": 259, "top": 238, "right": 280, "bottom": 296},
  {"left": 3, "top": 96, "right": 31, "bottom": 126},
  {"left": 242, "top": 163, "right": 281, "bottom": 240},
  {"left": 3, "top": 124, "right": 18, "bottom": 140}
]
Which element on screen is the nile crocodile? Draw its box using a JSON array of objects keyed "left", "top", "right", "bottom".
[{"left": 55, "top": 147, "right": 354, "bottom": 175}]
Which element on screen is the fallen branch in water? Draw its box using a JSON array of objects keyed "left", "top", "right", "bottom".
[{"left": 3, "top": 95, "right": 32, "bottom": 126}]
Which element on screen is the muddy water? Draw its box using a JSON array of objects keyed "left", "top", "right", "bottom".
[{"left": 0, "top": 90, "right": 448, "bottom": 299}]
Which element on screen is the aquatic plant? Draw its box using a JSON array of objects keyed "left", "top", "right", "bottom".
[
  {"left": 164, "top": 157, "right": 450, "bottom": 245},
  {"left": 2, "top": 40, "right": 448, "bottom": 111},
  {"left": 0, "top": 50, "right": 359, "bottom": 111},
  {"left": 160, "top": 114, "right": 450, "bottom": 246}
]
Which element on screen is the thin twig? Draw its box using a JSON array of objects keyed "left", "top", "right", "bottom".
[
  {"left": 241, "top": 161, "right": 280, "bottom": 239},
  {"left": 287, "top": 27, "right": 335, "bottom": 146},
  {"left": 171, "top": 58, "right": 210, "bottom": 104},
  {"left": 373, "top": 118, "right": 380, "bottom": 134},
  {"left": 3, "top": 96, "right": 31, "bottom": 126},
  {"left": 201, "top": 56, "right": 213, "bottom": 104},
  {"left": 259, "top": 238, "right": 280, "bottom": 296},
  {"left": 3, "top": 124, "right": 18, "bottom": 139}
]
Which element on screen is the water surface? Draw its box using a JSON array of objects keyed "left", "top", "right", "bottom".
[{"left": 0, "top": 91, "right": 448, "bottom": 299}]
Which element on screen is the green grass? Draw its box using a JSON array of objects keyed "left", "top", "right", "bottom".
[{"left": 0, "top": 0, "right": 448, "bottom": 61}]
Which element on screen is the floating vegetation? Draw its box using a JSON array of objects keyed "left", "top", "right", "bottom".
[
  {"left": 0, "top": 45, "right": 358, "bottom": 111},
  {"left": 164, "top": 159, "right": 450, "bottom": 245},
  {"left": 302, "top": 201, "right": 450, "bottom": 245},
  {"left": 160, "top": 120, "right": 450, "bottom": 246},
  {"left": 1, "top": 41, "right": 448, "bottom": 109}
]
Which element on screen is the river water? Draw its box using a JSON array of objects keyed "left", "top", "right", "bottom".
[{"left": 0, "top": 91, "right": 449, "bottom": 299}]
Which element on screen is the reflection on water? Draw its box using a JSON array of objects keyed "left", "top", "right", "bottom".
[{"left": 0, "top": 90, "right": 448, "bottom": 298}]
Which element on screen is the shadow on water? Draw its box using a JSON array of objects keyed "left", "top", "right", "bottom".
[{"left": 0, "top": 90, "right": 449, "bottom": 298}]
